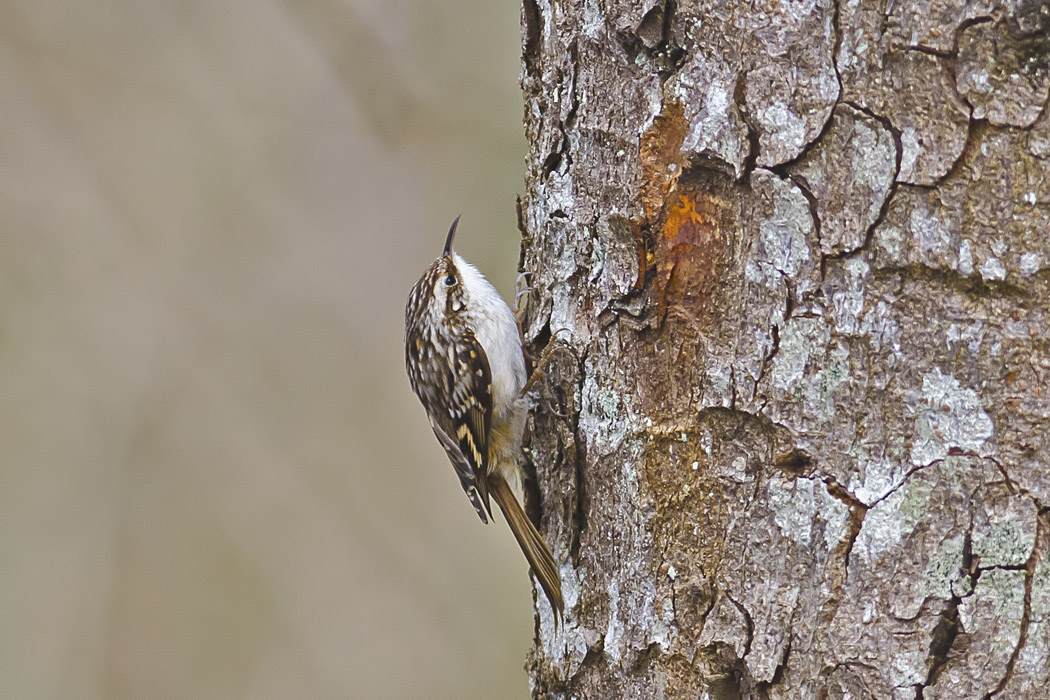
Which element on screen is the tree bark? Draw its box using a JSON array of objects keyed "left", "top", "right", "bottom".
[{"left": 516, "top": 1, "right": 1050, "bottom": 697}]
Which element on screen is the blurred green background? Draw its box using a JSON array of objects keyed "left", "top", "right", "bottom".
[{"left": 0, "top": 2, "right": 534, "bottom": 698}]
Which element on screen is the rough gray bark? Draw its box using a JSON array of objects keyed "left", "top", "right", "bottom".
[{"left": 515, "top": 1, "right": 1050, "bottom": 698}]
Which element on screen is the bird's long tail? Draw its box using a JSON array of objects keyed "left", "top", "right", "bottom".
[{"left": 489, "top": 473, "right": 564, "bottom": 619}]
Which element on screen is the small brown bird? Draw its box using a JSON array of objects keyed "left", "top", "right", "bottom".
[{"left": 404, "top": 217, "right": 563, "bottom": 617}]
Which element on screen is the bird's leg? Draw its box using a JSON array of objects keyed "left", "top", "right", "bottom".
[
  {"left": 520, "top": 328, "right": 574, "bottom": 398},
  {"left": 513, "top": 269, "right": 575, "bottom": 398}
]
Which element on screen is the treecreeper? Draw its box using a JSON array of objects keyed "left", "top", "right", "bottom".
[{"left": 404, "top": 216, "right": 564, "bottom": 619}]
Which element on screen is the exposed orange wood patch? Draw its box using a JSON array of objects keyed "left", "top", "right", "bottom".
[{"left": 654, "top": 188, "right": 732, "bottom": 326}]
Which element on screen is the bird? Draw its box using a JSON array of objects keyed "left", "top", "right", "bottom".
[{"left": 404, "top": 216, "right": 564, "bottom": 618}]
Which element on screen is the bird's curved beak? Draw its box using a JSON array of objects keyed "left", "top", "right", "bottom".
[{"left": 443, "top": 215, "right": 460, "bottom": 257}]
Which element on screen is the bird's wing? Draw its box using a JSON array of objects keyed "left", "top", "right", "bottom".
[{"left": 426, "top": 328, "right": 493, "bottom": 522}]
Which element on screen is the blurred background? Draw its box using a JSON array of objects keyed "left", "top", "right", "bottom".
[{"left": 0, "top": 1, "right": 535, "bottom": 698}]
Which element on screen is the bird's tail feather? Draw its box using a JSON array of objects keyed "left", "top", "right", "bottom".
[{"left": 489, "top": 474, "right": 564, "bottom": 620}]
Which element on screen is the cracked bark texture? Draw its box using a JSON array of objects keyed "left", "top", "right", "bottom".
[{"left": 516, "top": 0, "right": 1050, "bottom": 698}]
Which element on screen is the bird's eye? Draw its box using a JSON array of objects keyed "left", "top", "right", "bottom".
[{"left": 444, "top": 274, "right": 456, "bottom": 287}]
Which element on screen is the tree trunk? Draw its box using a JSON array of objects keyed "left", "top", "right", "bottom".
[{"left": 516, "top": 1, "right": 1050, "bottom": 697}]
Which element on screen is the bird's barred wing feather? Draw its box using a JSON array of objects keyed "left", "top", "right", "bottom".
[
  {"left": 409, "top": 327, "right": 493, "bottom": 523},
  {"left": 426, "top": 413, "right": 490, "bottom": 523},
  {"left": 447, "top": 329, "right": 493, "bottom": 518}
]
